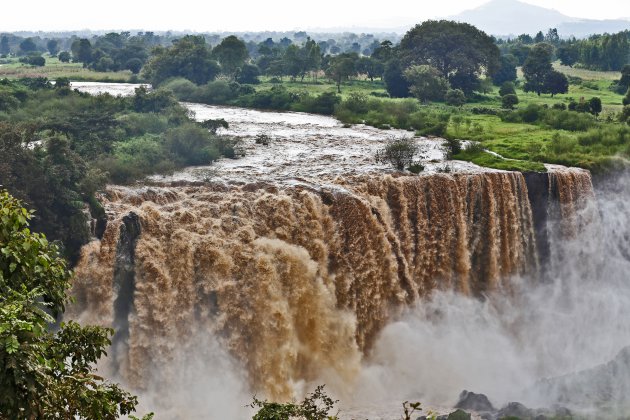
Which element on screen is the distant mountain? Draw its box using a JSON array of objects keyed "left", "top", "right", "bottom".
[{"left": 451, "top": 0, "right": 630, "bottom": 38}]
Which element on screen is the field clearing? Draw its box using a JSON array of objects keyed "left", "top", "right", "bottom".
[{"left": 0, "top": 56, "right": 133, "bottom": 82}]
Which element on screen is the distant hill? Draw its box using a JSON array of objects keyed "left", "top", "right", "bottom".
[{"left": 451, "top": 0, "right": 630, "bottom": 38}]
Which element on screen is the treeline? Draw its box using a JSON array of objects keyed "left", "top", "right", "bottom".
[
  {"left": 497, "top": 28, "right": 630, "bottom": 71},
  {"left": 0, "top": 78, "right": 238, "bottom": 261}
]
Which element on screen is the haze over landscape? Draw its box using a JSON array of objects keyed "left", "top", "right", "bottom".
[{"left": 3, "top": 0, "right": 629, "bottom": 35}]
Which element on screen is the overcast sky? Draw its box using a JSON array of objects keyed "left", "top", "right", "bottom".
[{"left": 2, "top": 0, "right": 628, "bottom": 32}]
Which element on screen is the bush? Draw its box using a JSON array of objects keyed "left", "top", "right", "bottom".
[
  {"left": 552, "top": 103, "right": 567, "bottom": 110},
  {"left": 164, "top": 124, "right": 220, "bottom": 165},
  {"left": 578, "top": 126, "right": 630, "bottom": 147},
  {"left": 293, "top": 91, "right": 341, "bottom": 115},
  {"left": 549, "top": 132, "right": 577, "bottom": 155},
  {"left": 445, "top": 88, "right": 466, "bottom": 107},
  {"left": 470, "top": 106, "right": 499, "bottom": 115},
  {"left": 376, "top": 138, "right": 419, "bottom": 170},
  {"left": 255, "top": 134, "right": 271, "bottom": 145},
  {"left": 237, "top": 85, "right": 298, "bottom": 110},
  {"left": 340, "top": 92, "right": 370, "bottom": 114},
  {"left": 161, "top": 77, "right": 198, "bottom": 100},
  {"left": 542, "top": 109, "right": 595, "bottom": 131},
  {"left": 623, "top": 88, "right": 630, "bottom": 106},
  {"left": 200, "top": 118, "right": 229, "bottom": 134},
  {"left": 443, "top": 138, "right": 462, "bottom": 159},
  {"left": 194, "top": 80, "right": 239, "bottom": 104},
  {"left": 499, "top": 81, "right": 516, "bottom": 97},
  {"left": 250, "top": 385, "right": 338, "bottom": 420},
  {"left": 619, "top": 105, "right": 630, "bottom": 124},
  {"left": 501, "top": 94, "right": 519, "bottom": 109}
]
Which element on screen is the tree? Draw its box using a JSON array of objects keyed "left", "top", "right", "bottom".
[
  {"left": 71, "top": 38, "right": 93, "bottom": 65},
  {"left": 534, "top": 31, "right": 545, "bottom": 43},
  {"left": 325, "top": 54, "right": 357, "bottom": 93},
  {"left": 237, "top": 63, "right": 261, "bottom": 84},
  {"left": 46, "top": 39, "right": 60, "bottom": 56},
  {"left": 399, "top": 20, "right": 500, "bottom": 92},
  {"left": 499, "top": 81, "right": 516, "bottom": 96},
  {"left": 356, "top": 57, "right": 384, "bottom": 82},
  {"left": 501, "top": 94, "right": 519, "bottom": 109},
  {"left": 542, "top": 70, "right": 569, "bottom": 97},
  {"left": 620, "top": 65, "right": 630, "bottom": 89},
  {"left": 212, "top": 35, "right": 249, "bottom": 80},
  {"left": 375, "top": 138, "right": 419, "bottom": 171},
  {"left": 404, "top": 65, "right": 449, "bottom": 103},
  {"left": 0, "top": 36, "right": 10, "bottom": 56},
  {"left": 383, "top": 59, "right": 410, "bottom": 98},
  {"left": 142, "top": 35, "right": 220, "bottom": 86},
  {"left": 621, "top": 105, "right": 630, "bottom": 124},
  {"left": 445, "top": 88, "right": 466, "bottom": 107},
  {"left": 557, "top": 44, "right": 579, "bottom": 67},
  {"left": 522, "top": 43, "right": 553, "bottom": 96},
  {"left": 623, "top": 87, "right": 630, "bottom": 106},
  {"left": 371, "top": 40, "right": 393, "bottom": 62},
  {"left": 58, "top": 51, "right": 71, "bottom": 63},
  {"left": 0, "top": 190, "right": 144, "bottom": 419},
  {"left": 493, "top": 54, "right": 518, "bottom": 85},
  {"left": 18, "top": 38, "right": 37, "bottom": 55},
  {"left": 588, "top": 97, "right": 602, "bottom": 116},
  {"left": 125, "top": 58, "right": 143, "bottom": 74}
]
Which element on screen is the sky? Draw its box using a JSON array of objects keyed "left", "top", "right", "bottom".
[{"left": 1, "top": 0, "right": 628, "bottom": 32}]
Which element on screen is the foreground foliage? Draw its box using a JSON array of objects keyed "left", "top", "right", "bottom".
[
  {"left": 0, "top": 78, "right": 235, "bottom": 260},
  {"left": 0, "top": 190, "right": 145, "bottom": 419},
  {"left": 250, "top": 385, "right": 338, "bottom": 420}
]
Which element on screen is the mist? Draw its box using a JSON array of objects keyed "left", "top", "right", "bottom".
[{"left": 353, "top": 173, "right": 630, "bottom": 416}]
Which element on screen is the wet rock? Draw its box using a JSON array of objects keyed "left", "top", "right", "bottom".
[
  {"left": 455, "top": 390, "right": 495, "bottom": 412},
  {"left": 447, "top": 409, "right": 472, "bottom": 420},
  {"left": 497, "top": 401, "right": 534, "bottom": 419}
]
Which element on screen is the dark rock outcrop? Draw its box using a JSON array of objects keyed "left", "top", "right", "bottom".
[{"left": 455, "top": 390, "right": 495, "bottom": 413}]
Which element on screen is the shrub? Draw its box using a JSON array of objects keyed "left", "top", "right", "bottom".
[
  {"left": 542, "top": 109, "right": 595, "bottom": 131},
  {"left": 340, "top": 92, "right": 370, "bottom": 114},
  {"left": 250, "top": 385, "right": 338, "bottom": 420},
  {"left": 164, "top": 124, "right": 220, "bottom": 165},
  {"left": 501, "top": 94, "right": 519, "bottom": 109},
  {"left": 255, "top": 134, "right": 271, "bottom": 145},
  {"left": 194, "top": 80, "right": 239, "bottom": 104},
  {"left": 621, "top": 105, "right": 630, "bottom": 124},
  {"left": 293, "top": 91, "right": 341, "bottom": 115},
  {"left": 443, "top": 138, "right": 462, "bottom": 159},
  {"left": 548, "top": 132, "right": 577, "bottom": 155},
  {"left": 376, "top": 138, "right": 419, "bottom": 170},
  {"left": 445, "top": 88, "right": 466, "bottom": 107},
  {"left": 552, "top": 103, "right": 567, "bottom": 110},
  {"left": 589, "top": 97, "right": 602, "bottom": 116},
  {"left": 161, "top": 77, "right": 198, "bottom": 100},
  {"left": 408, "top": 162, "right": 425, "bottom": 173},
  {"left": 499, "top": 81, "right": 516, "bottom": 96},
  {"left": 623, "top": 88, "right": 630, "bottom": 106},
  {"left": 470, "top": 106, "right": 499, "bottom": 115},
  {"left": 200, "top": 118, "right": 229, "bottom": 134}
]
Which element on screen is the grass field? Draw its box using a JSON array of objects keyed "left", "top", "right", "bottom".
[{"left": 0, "top": 56, "right": 134, "bottom": 82}]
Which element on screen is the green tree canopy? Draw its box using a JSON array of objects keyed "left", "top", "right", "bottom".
[
  {"left": 212, "top": 35, "right": 249, "bottom": 80},
  {"left": 404, "top": 65, "right": 449, "bottom": 103},
  {"left": 325, "top": 53, "right": 357, "bottom": 93},
  {"left": 18, "top": 38, "right": 38, "bottom": 55},
  {"left": 523, "top": 43, "right": 554, "bottom": 96},
  {"left": 0, "top": 190, "right": 144, "bottom": 419},
  {"left": 398, "top": 20, "right": 500, "bottom": 92},
  {"left": 46, "top": 39, "right": 59, "bottom": 56},
  {"left": 143, "top": 35, "right": 220, "bottom": 86}
]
